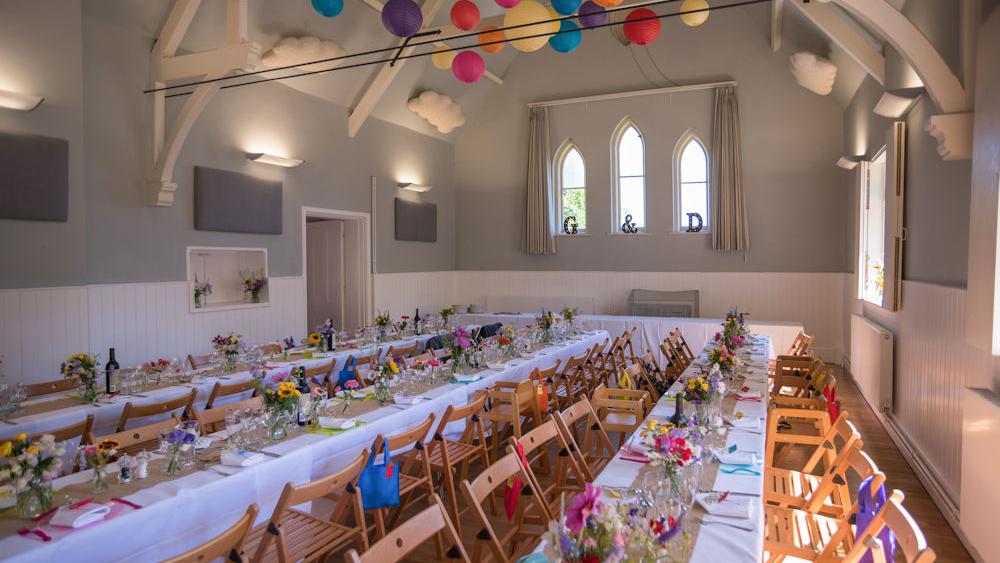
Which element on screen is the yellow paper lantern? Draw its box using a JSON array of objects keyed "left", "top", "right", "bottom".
[
  {"left": 503, "top": 0, "right": 559, "bottom": 53},
  {"left": 680, "top": 0, "right": 710, "bottom": 27},
  {"left": 431, "top": 46, "right": 456, "bottom": 69}
]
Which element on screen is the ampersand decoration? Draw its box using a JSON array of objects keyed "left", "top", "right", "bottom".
[{"left": 621, "top": 213, "right": 638, "bottom": 234}]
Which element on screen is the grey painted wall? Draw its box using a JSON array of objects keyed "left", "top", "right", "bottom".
[
  {"left": 453, "top": 3, "right": 847, "bottom": 272},
  {"left": 0, "top": 0, "right": 87, "bottom": 288},
  {"left": 0, "top": 1, "right": 456, "bottom": 289}
]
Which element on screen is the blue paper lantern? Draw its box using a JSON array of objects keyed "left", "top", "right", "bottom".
[
  {"left": 578, "top": 0, "right": 606, "bottom": 28},
  {"left": 549, "top": 20, "right": 582, "bottom": 52},
  {"left": 382, "top": 0, "right": 424, "bottom": 37},
  {"left": 552, "top": 0, "right": 581, "bottom": 15},
  {"left": 311, "top": 0, "right": 344, "bottom": 17}
]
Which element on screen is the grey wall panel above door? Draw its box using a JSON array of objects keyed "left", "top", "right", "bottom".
[
  {"left": 0, "top": 131, "right": 69, "bottom": 222},
  {"left": 194, "top": 166, "right": 283, "bottom": 235}
]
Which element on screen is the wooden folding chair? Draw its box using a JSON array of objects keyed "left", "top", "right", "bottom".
[
  {"left": 669, "top": 329, "right": 695, "bottom": 369},
  {"left": 14, "top": 415, "right": 94, "bottom": 474},
  {"left": 552, "top": 351, "right": 590, "bottom": 410},
  {"left": 22, "top": 378, "right": 76, "bottom": 398},
  {"left": 164, "top": 504, "right": 259, "bottom": 563},
  {"left": 366, "top": 414, "right": 439, "bottom": 544},
  {"left": 590, "top": 384, "right": 649, "bottom": 448},
  {"left": 302, "top": 360, "right": 336, "bottom": 389},
  {"left": 553, "top": 397, "right": 617, "bottom": 482},
  {"left": 483, "top": 371, "right": 551, "bottom": 468},
  {"left": 766, "top": 406, "right": 855, "bottom": 471},
  {"left": 343, "top": 494, "right": 469, "bottom": 563},
  {"left": 766, "top": 437, "right": 870, "bottom": 520},
  {"left": 245, "top": 449, "right": 370, "bottom": 562},
  {"left": 659, "top": 339, "right": 687, "bottom": 382},
  {"left": 768, "top": 331, "right": 815, "bottom": 374},
  {"left": 205, "top": 380, "right": 256, "bottom": 409},
  {"left": 193, "top": 396, "right": 265, "bottom": 435},
  {"left": 428, "top": 394, "right": 492, "bottom": 536},
  {"left": 88, "top": 414, "right": 181, "bottom": 457},
  {"left": 460, "top": 452, "right": 552, "bottom": 562},
  {"left": 260, "top": 342, "right": 282, "bottom": 356},
  {"left": 187, "top": 353, "right": 213, "bottom": 370},
  {"left": 384, "top": 341, "right": 419, "bottom": 359},
  {"left": 508, "top": 419, "right": 586, "bottom": 519},
  {"left": 116, "top": 388, "right": 196, "bottom": 431},
  {"left": 620, "top": 361, "right": 661, "bottom": 402}
]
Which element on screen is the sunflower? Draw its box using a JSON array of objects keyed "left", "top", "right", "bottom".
[
  {"left": 389, "top": 361, "right": 400, "bottom": 374},
  {"left": 97, "top": 439, "right": 120, "bottom": 452},
  {"left": 13, "top": 433, "right": 27, "bottom": 443},
  {"left": 307, "top": 332, "right": 322, "bottom": 345},
  {"left": 0, "top": 441, "right": 11, "bottom": 457}
]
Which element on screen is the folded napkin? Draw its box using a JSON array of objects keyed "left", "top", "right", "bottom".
[
  {"left": 339, "top": 387, "right": 375, "bottom": 399},
  {"left": 193, "top": 437, "right": 214, "bottom": 450},
  {"left": 715, "top": 451, "right": 758, "bottom": 466},
  {"left": 49, "top": 502, "right": 112, "bottom": 529},
  {"left": 486, "top": 362, "right": 507, "bottom": 370},
  {"left": 735, "top": 391, "right": 762, "bottom": 401},
  {"left": 393, "top": 394, "right": 424, "bottom": 405},
  {"left": 726, "top": 417, "right": 761, "bottom": 432},
  {"left": 702, "top": 514, "right": 756, "bottom": 531},
  {"left": 695, "top": 492, "right": 752, "bottom": 519},
  {"left": 712, "top": 471, "right": 761, "bottom": 496},
  {"left": 618, "top": 449, "right": 649, "bottom": 463},
  {"left": 319, "top": 417, "right": 358, "bottom": 430},
  {"left": 220, "top": 450, "right": 266, "bottom": 468},
  {"left": 452, "top": 373, "right": 482, "bottom": 383}
]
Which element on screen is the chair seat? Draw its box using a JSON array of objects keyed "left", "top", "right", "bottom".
[
  {"left": 245, "top": 509, "right": 358, "bottom": 563},
  {"left": 428, "top": 440, "right": 482, "bottom": 469},
  {"left": 764, "top": 505, "right": 850, "bottom": 561},
  {"left": 601, "top": 412, "right": 640, "bottom": 429},
  {"left": 765, "top": 468, "right": 821, "bottom": 504}
]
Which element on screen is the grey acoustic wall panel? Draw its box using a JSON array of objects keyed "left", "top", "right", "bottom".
[
  {"left": 394, "top": 198, "right": 437, "bottom": 242},
  {"left": 0, "top": 131, "right": 69, "bottom": 222},
  {"left": 194, "top": 166, "right": 282, "bottom": 234}
]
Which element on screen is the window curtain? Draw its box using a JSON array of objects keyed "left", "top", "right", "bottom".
[
  {"left": 524, "top": 107, "right": 556, "bottom": 255},
  {"left": 711, "top": 86, "right": 750, "bottom": 252}
]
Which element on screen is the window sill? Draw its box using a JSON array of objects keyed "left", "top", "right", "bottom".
[
  {"left": 669, "top": 230, "right": 711, "bottom": 236},
  {"left": 607, "top": 231, "right": 650, "bottom": 236},
  {"left": 555, "top": 233, "right": 592, "bottom": 237}
]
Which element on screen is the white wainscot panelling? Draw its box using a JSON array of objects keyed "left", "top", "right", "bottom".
[
  {"left": 453, "top": 271, "right": 846, "bottom": 360},
  {"left": 374, "top": 271, "right": 456, "bottom": 316},
  {"left": 0, "top": 278, "right": 306, "bottom": 385}
]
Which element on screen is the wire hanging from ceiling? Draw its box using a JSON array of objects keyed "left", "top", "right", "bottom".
[{"left": 148, "top": 0, "right": 770, "bottom": 99}]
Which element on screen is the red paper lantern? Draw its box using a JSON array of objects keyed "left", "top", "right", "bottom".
[
  {"left": 623, "top": 8, "right": 660, "bottom": 45},
  {"left": 450, "top": 0, "right": 481, "bottom": 30},
  {"left": 452, "top": 50, "right": 485, "bottom": 83}
]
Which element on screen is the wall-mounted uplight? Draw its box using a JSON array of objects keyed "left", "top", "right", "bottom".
[
  {"left": 835, "top": 155, "right": 864, "bottom": 170},
  {"left": 0, "top": 87, "right": 44, "bottom": 112},
  {"left": 873, "top": 87, "right": 924, "bottom": 119},
  {"left": 397, "top": 182, "right": 432, "bottom": 192},
  {"left": 246, "top": 152, "right": 304, "bottom": 168}
]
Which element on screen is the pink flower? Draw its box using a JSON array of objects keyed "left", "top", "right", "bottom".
[
  {"left": 344, "top": 380, "right": 359, "bottom": 389},
  {"left": 566, "top": 483, "right": 603, "bottom": 535}
]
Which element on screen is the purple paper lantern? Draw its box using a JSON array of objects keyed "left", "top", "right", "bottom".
[
  {"left": 578, "top": 0, "right": 606, "bottom": 28},
  {"left": 382, "top": 0, "right": 424, "bottom": 37},
  {"left": 452, "top": 50, "right": 485, "bottom": 83}
]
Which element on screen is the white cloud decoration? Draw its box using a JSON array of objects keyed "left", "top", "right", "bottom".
[
  {"left": 789, "top": 51, "right": 838, "bottom": 96},
  {"left": 407, "top": 91, "right": 466, "bottom": 134},
  {"left": 261, "top": 36, "right": 345, "bottom": 72}
]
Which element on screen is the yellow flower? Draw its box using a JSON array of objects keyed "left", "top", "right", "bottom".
[
  {"left": 98, "top": 439, "right": 119, "bottom": 452},
  {"left": 389, "top": 361, "right": 399, "bottom": 374},
  {"left": 26, "top": 445, "right": 39, "bottom": 455},
  {"left": 307, "top": 332, "right": 321, "bottom": 345},
  {"left": 14, "top": 433, "right": 27, "bottom": 443},
  {"left": 0, "top": 441, "right": 11, "bottom": 457}
]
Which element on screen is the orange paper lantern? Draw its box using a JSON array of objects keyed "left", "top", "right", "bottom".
[
  {"left": 478, "top": 25, "right": 505, "bottom": 53},
  {"left": 593, "top": 0, "right": 623, "bottom": 7}
]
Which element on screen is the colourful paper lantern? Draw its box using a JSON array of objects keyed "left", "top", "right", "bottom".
[
  {"left": 680, "top": 0, "right": 710, "bottom": 27},
  {"left": 450, "top": 0, "right": 480, "bottom": 30},
  {"left": 311, "top": 0, "right": 344, "bottom": 17},
  {"left": 551, "top": 0, "right": 581, "bottom": 15},
  {"left": 452, "top": 50, "right": 485, "bottom": 83},
  {"left": 503, "top": 0, "right": 559, "bottom": 52},
  {"left": 431, "top": 46, "right": 457, "bottom": 69},
  {"left": 623, "top": 8, "right": 660, "bottom": 45},
  {"left": 577, "top": 1, "right": 606, "bottom": 28},
  {"left": 593, "top": 0, "right": 622, "bottom": 7},
  {"left": 549, "top": 20, "right": 581, "bottom": 53},
  {"left": 478, "top": 25, "right": 506, "bottom": 53},
  {"left": 382, "top": 0, "right": 423, "bottom": 37},
  {"left": 496, "top": 0, "right": 520, "bottom": 8}
]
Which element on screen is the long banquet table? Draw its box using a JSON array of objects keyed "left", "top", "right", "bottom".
[
  {"left": 535, "top": 333, "right": 774, "bottom": 562},
  {"left": 456, "top": 312, "right": 801, "bottom": 367},
  {"left": 0, "top": 331, "right": 610, "bottom": 562}
]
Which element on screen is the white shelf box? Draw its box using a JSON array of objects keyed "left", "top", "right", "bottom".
[{"left": 186, "top": 246, "right": 269, "bottom": 313}]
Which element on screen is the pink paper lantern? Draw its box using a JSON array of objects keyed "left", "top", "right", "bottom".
[
  {"left": 452, "top": 50, "right": 485, "bottom": 83},
  {"left": 496, "top": 0, "right": 520, "bottom": 8}
]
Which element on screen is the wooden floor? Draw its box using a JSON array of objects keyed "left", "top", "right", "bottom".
[{"left": 322, "top": 374, "right": 974, "bottom": 562}]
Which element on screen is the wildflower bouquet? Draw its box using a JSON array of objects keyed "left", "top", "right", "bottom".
[
  {"left": 644, "top": 427, "right": 701, "bottom": 495},
  {"left": 306, "top": 332, "right": 323, "bottom": 347},
  {"left": 369, "top": 358, "right": 399, "bottom": 403},
  {"left": 374, "top": 312, "right": 391, "bottom": 328},
  {"left": 561, "top": 307, "right": 578, "bottom": 321},
  {"left": 706, "top": 342, "right": 735, "bottom": 371},
  {"left": 398, "top": 315, "right": 411, "bottom": 333},
  {"left": 241, "top": 271, "right": 267, "bottom": 303},
  {"left": 193, "top": 275, "right": 212, "bottom": 308},
  {"left": 1, "top": 433, "right": 65, "bottom": 517},
  {"left": 160, "top": 422, "right": 198, "bottom": 476},
  {"left": 143, "top": 358, "right": 171, "bottom": 373},
  {"left": 79, "top": 439, "right": 119, "bottom": 493},
  {"left": 542, "top": 483, "right": 684, "bottom": 562},
  {"left": 439, "top": 306, "right": 455, "bottom": 326},
  {"left": 443, "top": 326, "right": 473, "bottom": 371},
  {"left": 212, "top": 333, "right": 242, "bottom": 372},
  {"left": 62, "top": 352, "right": 102, "bottom": 403},
  {"left": 683, "top": 377, "right": 712, "bottom": 403},
  {"left": 253, "top": 370, "right": 301, "bottom": 415},
  {"left": 537, "top": 310, "right": 554, "bottom": 331},
  {"left": 721, "top": 309, "right": 749, "bottom": 350}
]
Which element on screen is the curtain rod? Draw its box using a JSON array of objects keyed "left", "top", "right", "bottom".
[{"left": 526, "top": 80, "right": 737, "bottom": 108}]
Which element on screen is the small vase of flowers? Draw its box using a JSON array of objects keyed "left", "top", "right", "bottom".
[
  {"left": 240, "top": 271, "right": 267, "bottom": 303},
  {"left": 370, "top": 359, "right": 399, "bottom": 404},
  {"left": 159, "top": 423, "right": 197, "bottom": 476},
  {"left": 374, "top": 312, "right": 391, "bottom": 341},
  {"left": 212, "top": 333, "right": 242, "bottom": 373},
  {"left": 1, "top": 433, "right": 65, "bottom": 518},
  {"left": 62, "top": 353, "right": 102, "bottom": 403},
  {"left": 536, "top": 310, "right": 555, "bottom": 343},
  {"left": 79, "top": 439, "right": 119, "bottom": 493},
  {"left": 439, "top": 306, "right": 455, "bottom": 328},
  {"left": 444, "top": 326, "right": 473, "bottom": 374},
  {"left": 316, "top": 318, "right": 337, "bottom": 351},
  {"left": 252, "top": 369, "right": 301, "bottom": 440},
  {"left": 192, "top": 275, "right": 212, "bottom": 309},
  {"left": 644, "top": 427, "right": 701, "bottom": 498}
]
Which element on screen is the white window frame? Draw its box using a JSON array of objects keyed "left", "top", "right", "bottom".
[
  {"left": 858, "top": 146, "right": 888, "bottom": 306},
  {"left": 672, "top": 130, "right": 711, "bottom": 233},
  {"left": 554, "top": 140, "right": 587, "bottom": 235},
  {"left": 610, "top": 117, "right": 647, "bottom": 233}
]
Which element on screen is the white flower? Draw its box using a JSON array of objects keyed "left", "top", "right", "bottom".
[
  {"left": 25, "top": 453, "right": 38, "bottom": 467},
  {"left": 14, "top": 477, "right": 28, "bottom": 492},
  {"left": 9, "top": 464, "right": 22, "bottom": 476}
]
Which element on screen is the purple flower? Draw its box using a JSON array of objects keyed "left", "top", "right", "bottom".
[
  {"left": 165, "top": 429, "right": 186, "bottom": 444},
  {"left": 566, "top": 483, "right": 604, "bottom": 535}
]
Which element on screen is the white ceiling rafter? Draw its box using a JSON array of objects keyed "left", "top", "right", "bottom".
[
  {"left": 771, "top": 0, "right": 784, "bottom": 52},
  {"left": 148, "top": 0, "right": 260, "bottom": 206},
  {"left": 790, "top": 0, "right": 884, "bottom": 85}
]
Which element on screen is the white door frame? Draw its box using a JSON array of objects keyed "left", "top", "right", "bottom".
[{"left": 301, "top": 207, "right": 374, "bottom": 329}]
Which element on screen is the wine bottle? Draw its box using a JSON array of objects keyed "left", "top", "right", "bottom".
[
  {"left": 669, "top": 392, "right": 686, "bottom": 427},
  {"left": 105, "top": 348, "right": 120, "bottom": 394},
  {"left": 415, "top": 308, "right": 421, "bottom": 334},
  {"left": 295, "top": 366, "right": 309, "bottom": 426}
]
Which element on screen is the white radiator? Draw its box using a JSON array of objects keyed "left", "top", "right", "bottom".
[
  {"left": 849, "top": 314, "right": 894, "bottom": 414},
  {"left": 960, "top": 388, "right": 1000, "bottom": 562}
]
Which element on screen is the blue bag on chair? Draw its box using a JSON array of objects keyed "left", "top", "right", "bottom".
[
  {"left": 359, "top": 437, "right": 400, "bottom": 510},
  {"left": 334, "top": 357, "right": 357, "bottom": 390}
]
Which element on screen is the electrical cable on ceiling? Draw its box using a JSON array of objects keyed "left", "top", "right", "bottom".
[
  {"left": 643, "top": 45, "right": 679, "bottom": 86},
  {"left": 629, "top": 45, "right": 666, "bottom": 89},
  {"left": 149, "top": 0, "right": 771, "bottom": 99}
]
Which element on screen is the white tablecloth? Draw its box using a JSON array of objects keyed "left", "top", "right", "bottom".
[
  {"left": 456, "top": 312, "right": 802, "bottom": 367},
  {"left": 0, "top": 331, "right": 609, "bottom": 562},
  {"left": 1, "top": 332, "right": 449, "bottom": 440}
]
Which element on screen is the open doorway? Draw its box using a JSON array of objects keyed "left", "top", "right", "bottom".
[{"left": 302, "top": 207, "right": 372, "bottom": 334}]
